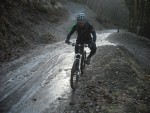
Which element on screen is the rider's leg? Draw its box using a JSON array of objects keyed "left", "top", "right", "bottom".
[
  {"left": 75, "top": 44, "right": 83, "bottom": 54},
  {"left": 88, "top": 43, "right": 97, "bottom": 58},
  {"left": 75, "top": 45, "right": 79, "bottom": 54},
  {"left": 86, "top": 43, "right": 97, "bottom": 64}
]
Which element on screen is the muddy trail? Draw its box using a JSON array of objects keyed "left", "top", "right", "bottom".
[
  {"left": 63, "top": 33, "right": 150, "bottom": 113},
  {"left": 0, "top": 1, "right": 150, "bottom": 113}
]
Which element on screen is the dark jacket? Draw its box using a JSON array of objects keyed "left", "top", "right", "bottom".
[{"left": 66, "top": 22, "right": 96, "bottom": 44}]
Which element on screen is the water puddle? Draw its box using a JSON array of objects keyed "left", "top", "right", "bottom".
[{"left": 97, "top": 32, "right": 116, "bottom": 46}]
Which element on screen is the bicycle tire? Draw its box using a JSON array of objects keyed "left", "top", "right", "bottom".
[
  {"left": 81, "top": 51, "right": 86, "bottom": 74},
  {"left": 71, "top": 59, "right": 80, "bottom": 90}
]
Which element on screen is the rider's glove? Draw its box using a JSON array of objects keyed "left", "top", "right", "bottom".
[{"left": 65, "top": 39, "right": 71, "bottom": 44}]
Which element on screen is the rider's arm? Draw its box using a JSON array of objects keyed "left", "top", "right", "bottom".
[
  {"left": 91, "top": 29, "right": 96, "bottom": 43},
  {"left": 88, "top": 22, "right": 96, "bottom": 43},
  {"left": 66, "top": 24, "right": 77, "bottom": 41}
]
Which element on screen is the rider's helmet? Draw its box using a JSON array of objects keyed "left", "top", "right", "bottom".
[{"left": 77, "top": 13, "right": 87, "bottom": 22}]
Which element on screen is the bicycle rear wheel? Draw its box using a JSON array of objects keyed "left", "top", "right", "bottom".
[{"left": 71, "top": 59, "right": 80, "bottom": 90}]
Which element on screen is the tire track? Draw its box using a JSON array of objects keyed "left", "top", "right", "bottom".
[{"left": 0, "top": 46, "right": 69, "bottom": 113}]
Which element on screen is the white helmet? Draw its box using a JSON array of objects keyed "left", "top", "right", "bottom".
[{"left": 77, "top": 13, "right": 87, "bottom": 22}]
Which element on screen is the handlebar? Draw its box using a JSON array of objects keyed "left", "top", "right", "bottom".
[{"left": 68, "top": 42, "right": 88, "bottom": 47}]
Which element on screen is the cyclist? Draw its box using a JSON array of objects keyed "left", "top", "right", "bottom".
[{"left": 65, "top": 13, "right": 97, "bottom": 64}]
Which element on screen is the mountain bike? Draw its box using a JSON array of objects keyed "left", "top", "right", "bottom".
[{"left": 70, "top": 43, "right": 88, "bottom": 90}]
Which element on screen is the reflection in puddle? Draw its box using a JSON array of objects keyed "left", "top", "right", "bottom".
[{"left": 46, "top": 52, "right": 74, "bottom": 99}]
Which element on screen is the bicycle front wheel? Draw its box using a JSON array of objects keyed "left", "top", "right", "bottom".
[{"left": 71, "top": 59, "right": 80, "bottom": 90}]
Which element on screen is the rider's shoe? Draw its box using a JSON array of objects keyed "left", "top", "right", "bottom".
[{"left": 86, "top": 57, "right": 91, "bottom": 65}]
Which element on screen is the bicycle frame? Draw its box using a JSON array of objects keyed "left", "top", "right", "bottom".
[
  {"left": 74, "top": 48, "right": 83, "bottom": 75},
  {"left": 74, "top": 43, "right": 87, "bottom": 68},
  {"left": 70, "top": 43, "right": 88, "bottom": 90}
]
